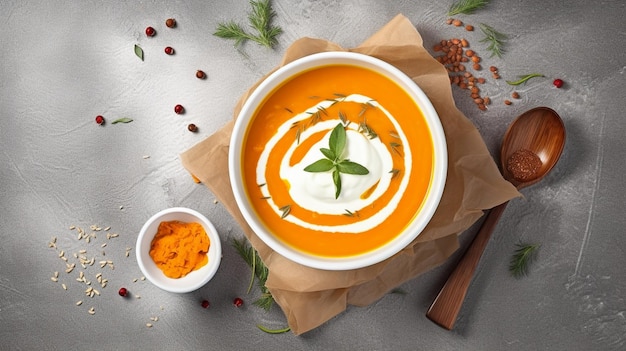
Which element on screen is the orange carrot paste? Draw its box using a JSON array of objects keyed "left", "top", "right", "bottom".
[{"left": 149, "top": 221, "right": 210, "bottom": 278}]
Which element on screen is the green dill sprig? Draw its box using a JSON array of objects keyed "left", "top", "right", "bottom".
[
  {"left": 232, "top": 238, "right": 274, "bottom": 310},
  {"left": 214, "top": 0, "right": 282, "bottom": 49},
  {"left": 509, "top": 242, "right": 540, "bottom": 278},
  {"left": 448, "top": 0, "right": 490, "bottom": 16},
  {"left": 479, "top": 23, "right": 507, "bottom": 58}
]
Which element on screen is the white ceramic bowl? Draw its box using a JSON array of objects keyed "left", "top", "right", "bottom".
[
  {"left": 136, "top": 207, "right": 222, "bottom": 293},
  {"left": 229, "top": 51, "right": 447, "bottom": 270}
]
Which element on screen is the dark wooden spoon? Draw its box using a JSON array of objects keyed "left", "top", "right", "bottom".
[{"left": 426, "top": 107, "right": 566, "bottom": 330}]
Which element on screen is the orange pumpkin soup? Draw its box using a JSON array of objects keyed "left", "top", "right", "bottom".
[{"left": 241, "top": 64, "right": 434, "bottom": 257}]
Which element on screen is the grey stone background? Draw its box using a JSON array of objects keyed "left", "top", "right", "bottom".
[{"left": 1, "top": 0, "right": 624, "bottom": 349}]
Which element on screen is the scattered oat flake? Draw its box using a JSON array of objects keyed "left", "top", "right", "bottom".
[
  {"left": 88, "top": 307, "right": 95, "bottom": 315},
  {"left": 51, "top": 277, "right": 58, "bottom": 282},
  {"left": 136, "top": 295, "right": 141, "bottom": 299},
  {"left": 213, "top": 199, "right": 218, "bottom": 204},
  {"left": 101, "top": 243, "right": 107, "bottom": 248},
  {"left": 143, "top": 155, "right": 150, "bottom": 159},
  {"left": 140, "top": 276, "right": 145, "bottom": 281},
  {"left": 76, "top": 300, "right": 83, "bottom": 306},
  {"left": 62, "top": 283, "right": 67, "bottom": 290},
  {"left": 146, "top": 323, "right": 153, "bottom": 328},
  {"left": 133, "top": 278, "right": 138, "bottom": 283},
  {"left": 104, "top": 226, "right": 111, "bottom": 231}
]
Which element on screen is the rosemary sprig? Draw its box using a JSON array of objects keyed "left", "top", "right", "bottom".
[
  {"left": 509, "top": 242, "right": 540, "bottom": 278},
  {"left": 214, "top": 0, "right": 282, "bottom": 49},
  {"left": 448, "top": 0, "right": 490, "bottom": 16},
  {"left": 479, "top": 23, "right": 507, "bottom": 58},
  {"left": 232, "top": 238, "right": 274, "bottom": 310},
  {"left": 506, "top": 73, "right": 545, "bottom": 86}
]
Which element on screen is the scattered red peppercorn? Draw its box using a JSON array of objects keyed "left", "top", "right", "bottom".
[
  {"left": 145, "top": 27, "right": 156, "bottom": 37},
  {"left": 196, "top": 70, "right": 206, "bottom": 79},
  {"left": 187, "top": 123, "right": 198, "bottom": 132},
  {"left": 118, "top": 287, "right": 128, "bottom": 297},
  {"left": 166, "top": 18, "right": 176, "bottom": 28},
  {"left": 164, "top": 46, "right": 175, "bottom": 55},
  {"left": 201, "top": 300, "right": 210, "bottom": 308},
  {"left": 233, "top": 297, "right": 244, "bottom": 307},
  {"left": 553, "top": 78, "right": 564, "bottom": 88},
  {"left": 95, "top": 115, "right": 105, "bottom": 125},
  {"left": 174, "top": 104, "right": 184, "bottom": 114}
]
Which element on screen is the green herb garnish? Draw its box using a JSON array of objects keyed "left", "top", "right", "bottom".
[
  {"left": 257, "top": 324, "right": 291, "bottom": 334},
  {"left": 279, "top": 204, "right": 291, "bottom": 219},
  {"left": 509, "top": 242, "right": 540, "bottom": 278},
  {"left": 134, "top": 44, "right": 144, "bottom": 61},
  {"left": 232, "top": 238, "right": 274, "bottom": 310},
  {"left": 358, "top": 120, "right": 378, "bottom": 139},
  {"left": 448, "top": 0, "right": 490, "bottom": 16},
  {"left": 389, "top": 169, "right": 400, "bottom": 178},
  {"left": 479, "top": 23, "right": 507, "bottom": 58},
  {"left": 506, "top": 73, "right": 545, "bottom": 86},
  {"left": 390, "top": 142, "right": 402, "bottom": 156},
  {"left": 303, "top": 123, "right": 369, "bottom": 199},
  {"left": 111, "top": 118, "right": 133, "bottom": 124},
  {"left": 214, "top": 0, "right": 282, "bottom": 49}
]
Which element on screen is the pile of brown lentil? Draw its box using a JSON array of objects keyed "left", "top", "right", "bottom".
[{"left": 433, "top": 19, "right": 505, "bottom": 111}]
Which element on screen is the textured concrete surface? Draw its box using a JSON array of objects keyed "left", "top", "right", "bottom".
[{"left": 1, "top": 0, "right": 625, "bottom": 350}]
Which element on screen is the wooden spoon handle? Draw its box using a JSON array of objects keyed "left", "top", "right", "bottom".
[{"left": 426, "top": 201, "right": 509, "bottom": 330}]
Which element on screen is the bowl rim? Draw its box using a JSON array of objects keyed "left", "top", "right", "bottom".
[
  {"left": 229, "top": 51, "right": 447, "bottom": 270},
  {"left": 135, "top": 207, "right": 222, "bottom": 293}
]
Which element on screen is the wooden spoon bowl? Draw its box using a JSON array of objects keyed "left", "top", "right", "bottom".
[{"left": 501, "top": 107, "right": 566, "bottom": 188}]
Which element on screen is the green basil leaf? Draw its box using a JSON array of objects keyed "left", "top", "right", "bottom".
[
  {"left": 329, "top": 123, "right": 346, "bottom": 158},
  {"left": 134, "top": 44, "right": 144, "bottom": 61},
  {"left": 111, "top": 118, "right": 134, "bottom": 124},
  {"left": 303, "top": 159, "right": 334, "bottom": 172},
  {"left": 333, "top": 168, "right": 341, "bottom": 199},
  {"left": 320, "top": 147, "right": 335, "bottom": 161},
  {"left": 337, "top": 160, "right": 369, "bottom": 175}
]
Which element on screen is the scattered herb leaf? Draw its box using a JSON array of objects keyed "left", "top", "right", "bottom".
[
  {"left": 214, "top": 0, "right": 282, "bottom": 49},
  {"left": 509, "top": 242, "right": 540, "bottom": 278},
  {"left": 303, "top": 123, "right": 369, "bottom": 199},
  {"left": 257, "top": 324, "right": 291, "bottom": 334},
  {"left": 232, "top": 238, "right": 274, "bottom": 310},
  {"left": 448, "top": 0, "right": 490, "bottom": 16},
  {"left": 390, "top": 142, "right": 402, "bottom": 156},
  {"left": 506, "top": 73, "right": 545, "bottom": 86},
  {"left": 111, "top": 118, "right": 133, "bottom": 124},
  {"left": 479, "top": 23, "right": 507, "bottom": 58},
  {"left": 279, "top": 204, "right": 291, "bottom": 219},
  {"left": 358, "top": 120, "right": 378, "bottom": 139},
  {"left": 134, "top": 44, "right": 144, "bottom": 61},
  {"left": 389, "top": 169, "right": 400, "bottom": 178}
]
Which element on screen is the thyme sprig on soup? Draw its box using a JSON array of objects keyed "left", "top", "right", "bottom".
[{"left": 242, "top": 64, "right": 434, "bottom": 257}]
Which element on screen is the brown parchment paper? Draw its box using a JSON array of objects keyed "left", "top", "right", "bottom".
[{"left": 180, "top": 14, "right": 520, "bottom": 335}]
